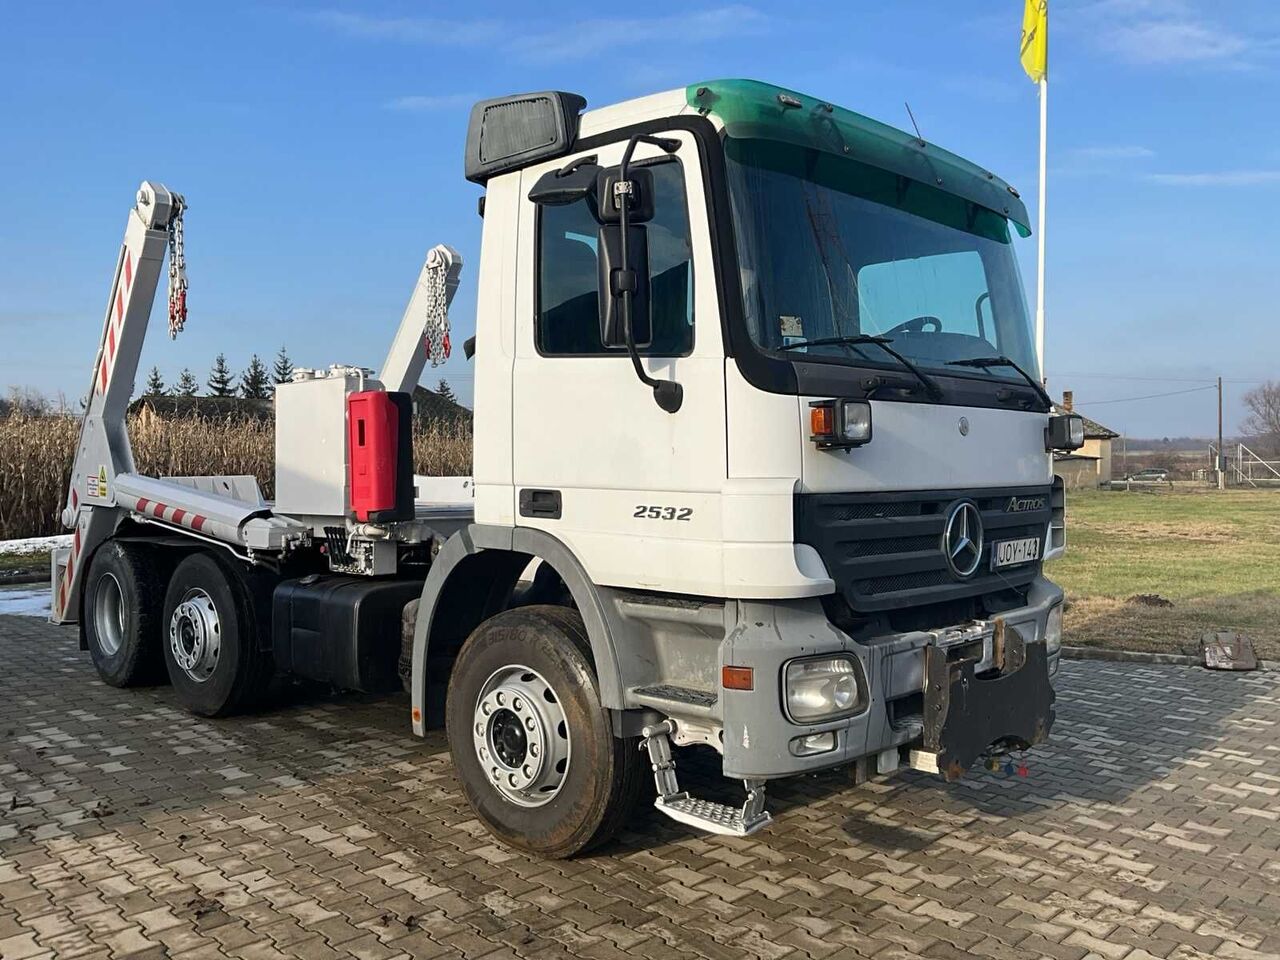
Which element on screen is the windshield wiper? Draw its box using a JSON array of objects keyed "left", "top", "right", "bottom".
[
  {"left": 946, "top": 356, "right": 1051, "bottom": 408},
  {"left": 780, "top": 335, "right": 943, "bottom": 400}
]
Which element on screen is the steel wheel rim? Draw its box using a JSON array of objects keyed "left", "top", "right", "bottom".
[
  {"left": 473, "top": 664, "right": 571, "bottom": 808},
  {"left": 169, "top": 588, "right": 221, "bottom": 683},
  {"left": 93, "top": 573, "right": 126, "bottom": 656}
]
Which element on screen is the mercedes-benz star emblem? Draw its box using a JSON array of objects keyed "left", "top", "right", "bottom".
[
  {"left": 958, "top": 416, "right": 970, "bottom": 436},
  {"left": 942, "top": 501, "right": 983, "bottom": 578}
]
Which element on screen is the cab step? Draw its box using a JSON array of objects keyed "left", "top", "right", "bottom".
[{"left": 640, "top": 720, "right": 772, "bottom": 838}]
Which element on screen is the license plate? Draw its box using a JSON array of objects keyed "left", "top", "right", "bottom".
[{"left": 992, "top": 536, "right": 1041, "bottom": 569}]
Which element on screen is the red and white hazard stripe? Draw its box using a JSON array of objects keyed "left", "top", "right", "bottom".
[
  {"left": 133, "top": 497, "right": 209, "bottom": 534},
  {"left": 97, "top": 252, "right": 134, "bottom": 395},
  {"left": 55, "top": 524, "right": 84, "bottom": 619}
]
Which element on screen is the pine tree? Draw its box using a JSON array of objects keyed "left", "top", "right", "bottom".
[
  {"left": 272, "top": 345, "right": 293, "bottom": 386},
  {"left": 143, "top": 366, "right": 166, "bottom": 397},
  {"left": 175, "top": 368, "right": 199, "bottom": 397},
  {"left": 240, "top": 354, "right": 271, "bottom": 400},
  {"left": 435, "top": 378, "right": 456, "bottom": 405},
  {"left": 207, "top": 353, "right": 236, "bottom": 397}
]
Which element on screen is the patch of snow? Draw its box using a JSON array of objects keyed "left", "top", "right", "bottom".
[
  {"left": 0, "top": 585, "right": 51, "bottom": 618},
  {"left": 0, "top": 535, "right": 71, "bottom": 556}
]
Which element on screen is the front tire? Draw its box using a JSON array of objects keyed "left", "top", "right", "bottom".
[
  {"left": 83, "top": 541, "right": 166, "bottom": 686},
  {"left": 161, "top": 552, "right": 273, "bottom": 717},
  {"left": 445, "top": 605, "right": 643, "bottom": 858}
]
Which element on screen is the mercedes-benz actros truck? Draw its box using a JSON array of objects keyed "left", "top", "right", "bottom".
[{"left": 53, "top": 79, "right": 1084, "bottom": 858}]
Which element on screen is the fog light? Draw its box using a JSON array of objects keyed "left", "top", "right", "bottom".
[
  {"left": 1044, "top": 602, "right": 1063, "bottom": 656},
  {"left": 784, "top": 656, "right": 861, "bottom": 723},
  {"left": 790, "top": 731, "right": 837, "bottom": 757}
]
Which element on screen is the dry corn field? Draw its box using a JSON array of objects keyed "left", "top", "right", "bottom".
[{"left": 0, "top": 413, "right": 472, "bottom": 540}]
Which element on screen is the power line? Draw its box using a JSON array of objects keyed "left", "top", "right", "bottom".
[
  {"left": 1049, "top": 371, "right": 1266, "bottom": 385},
  {"left": 1075, "top": 384, "right": 1217, "bottom": 406}
]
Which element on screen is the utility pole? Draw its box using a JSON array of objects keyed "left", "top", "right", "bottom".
[{"left": 1217, "top": 376, "right": 1224, "bottom": 490}]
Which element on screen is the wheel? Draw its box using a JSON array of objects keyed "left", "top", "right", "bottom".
[
  {"left": 83, "top": 540, "right": 166, "bottom": 686},
  {"left": 161, "top": 552, "right": 273, "bottom": 717},
  {"left": 445, "top": 605, "right": 644, "bottom": 858}
]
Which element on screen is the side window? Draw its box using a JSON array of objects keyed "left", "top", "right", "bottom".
[{"left": 537, "top": 159, "right": 694, "bottom": 355}]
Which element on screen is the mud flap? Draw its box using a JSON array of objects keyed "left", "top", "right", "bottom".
[{"left": 922, "top": 628, "right": 1055, "bottom": 782}]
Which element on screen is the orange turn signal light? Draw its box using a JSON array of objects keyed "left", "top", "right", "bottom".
[
  {"left": 722, "top": 665, "right": 754, "bottom": 691},
  {"left": 810, "top": 403, "right": 835, "bottom": 440}
]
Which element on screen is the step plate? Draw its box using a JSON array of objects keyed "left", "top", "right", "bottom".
[{"left": 654, "top": 793, "right": 772, "bottom": 838}]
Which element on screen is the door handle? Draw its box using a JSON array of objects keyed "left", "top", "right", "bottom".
[{"left": 519, "top": 488, "right": 562, "bottom": 520}]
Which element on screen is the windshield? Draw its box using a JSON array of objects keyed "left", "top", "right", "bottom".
[{"left": 724, "top": 137, "right": 1039, "bottom": 384}]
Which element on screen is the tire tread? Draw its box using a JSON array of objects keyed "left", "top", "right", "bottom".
[{"left": 84, "top": 540, "right": 166, "bottom": 686}]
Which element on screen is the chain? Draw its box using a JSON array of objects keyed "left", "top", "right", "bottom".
[
  {"left": 167, "top": 196, "right": 188, "bottom": 338},
  {"left": 422, "top": 246, "right": 451, "bottom": 367}
]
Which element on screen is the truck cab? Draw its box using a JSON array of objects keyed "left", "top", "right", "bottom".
[
  {"left": 415, "top": 80, "right": 1078, "bottom": 851},
  {"left": 56, "top": 79, "right": 1083, "bottom": 860}
]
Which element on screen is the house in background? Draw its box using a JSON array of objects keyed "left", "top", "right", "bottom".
[{"left": 1052, "top": 390, "right": 1120, "bottom": 489}]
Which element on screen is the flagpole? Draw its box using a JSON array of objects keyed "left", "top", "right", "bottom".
[{"left": 1035, "top": 75, "right": 1047, "bottom": 382}]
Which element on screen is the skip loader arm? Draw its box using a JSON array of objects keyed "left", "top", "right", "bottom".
[{"left": 51, "top": 182, "right": 183, "bottom": 624}]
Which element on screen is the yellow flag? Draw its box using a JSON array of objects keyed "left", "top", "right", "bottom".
[{"left": 1020, "top": 0, "right": 1048, "bottom": 83}]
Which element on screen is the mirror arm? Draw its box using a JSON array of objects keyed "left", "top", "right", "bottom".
[{"left": 617, "top": 135, "right": 684, "bottom": 414}]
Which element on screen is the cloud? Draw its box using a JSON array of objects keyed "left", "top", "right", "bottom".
[
  {"left": 1069, "top": 145, "right": 1156, "bottom": 160},
  {"left": 310, "top": 11, "right": 502, "bottom": 46},
  {"left": 312, "top": 6, "right": 768, "bottom": 63},
  {"left": 384, "top": 93, "right": 478, "bottom": 112},
  {"left": 1100, "top": 19, "right": 1251, "bottom": 65},
  {"left": 1068, "top": 0, "right": 1271, "bottom": 68},
  {"left": 511, "top": 7, "right": 769, "bottom": 63},
  {"left": 1146, "top": 169, "right": 1280, "bottom": 186}
]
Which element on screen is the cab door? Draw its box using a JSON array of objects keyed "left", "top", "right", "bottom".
[{"left": 511, "top": 131, "right": 728, "bottom": 596}]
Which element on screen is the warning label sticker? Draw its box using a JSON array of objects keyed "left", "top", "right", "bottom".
[{"left": 87, "top": 465, "right": 108, "bottom": 498}]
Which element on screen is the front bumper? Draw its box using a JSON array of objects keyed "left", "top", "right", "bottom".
[{"left": 718, "top": 576, "right": 1062, "bottom": 780}]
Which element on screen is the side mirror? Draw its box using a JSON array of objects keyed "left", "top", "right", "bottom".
[
  {"left": 598, "top": 224, "right": 650, "bottom": 348},
  {"left": 528, "top": 158, "right": 602, "bottom": 207}
]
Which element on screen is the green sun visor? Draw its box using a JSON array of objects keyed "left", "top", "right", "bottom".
[{"left": 687, "top": 79, "right": 1032, "bottom": 238}]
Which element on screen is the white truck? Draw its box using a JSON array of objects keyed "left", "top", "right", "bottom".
[{"left": 52, "top": 80, "right": 1084, "bottom": 858}]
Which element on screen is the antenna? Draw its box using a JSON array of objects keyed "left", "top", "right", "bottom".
[{"left": 904, "top": 101, "right": 925, "bottom": 146}]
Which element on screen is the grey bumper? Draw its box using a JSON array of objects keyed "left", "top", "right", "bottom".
[{"left": 718, "top": 577, "right": 1063, "bottom": 780}]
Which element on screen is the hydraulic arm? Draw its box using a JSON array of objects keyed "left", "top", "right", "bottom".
[{"left": 52, "top": 182, "right": 183, "bottom": 623}]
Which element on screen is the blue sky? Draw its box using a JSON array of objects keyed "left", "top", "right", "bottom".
[{"left": 2, "top": 0, "right": 1277, "bottom": 438}]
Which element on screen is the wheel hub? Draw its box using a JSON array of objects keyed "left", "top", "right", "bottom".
[
  {"left": 473, "top": 666, "right": 571, "bottom": 807},
  {"left": 490, "top": 708, "right": 528, "bottom": 766},
  {"left": 169, "top": 589, "right": 221, "bottom": 683},
  {"left": 92, "top": 573, "right": 126, "bottom": 657}
]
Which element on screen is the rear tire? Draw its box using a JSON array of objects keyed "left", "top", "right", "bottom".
[
  {"left": 83, "top": 540, "right": 166, "bottom": 687},
  {"left": 445, "top": 605, "right": 644, "bottom": 858},
  {"left": 161, "top": 552, "right": 273, "bottom": 717}
]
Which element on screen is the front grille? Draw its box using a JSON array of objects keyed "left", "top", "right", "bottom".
[{"left": 795, "top": 485, "right": 1053, "bottom": 613}]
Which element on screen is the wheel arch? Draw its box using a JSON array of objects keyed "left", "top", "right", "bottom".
[{"left": 411, "top": 524, "right": 625, "bottom": 736}]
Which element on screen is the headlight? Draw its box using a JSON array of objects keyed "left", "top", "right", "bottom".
[
  {"left": 784, "top": 656, "right": 861, "bottom": 723},
  {"left": 1046, "top": 414, "right": 1084, "bottom": 451},
  {"left": 1044, "top": 602, "right": 1063, "bottom": 656},
  {"left": 839, "top": 401, "right": 872, "bottom": 443},
  {"left": 809, "top": 400, "right": 872, "bottom": 449}
]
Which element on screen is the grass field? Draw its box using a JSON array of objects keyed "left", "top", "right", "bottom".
[
  {"left": 1050, "top": 487, "right": 1280, "bottom": 659},
  {"left": 0, "top": 553, "right": 45, "bottom": 574}
]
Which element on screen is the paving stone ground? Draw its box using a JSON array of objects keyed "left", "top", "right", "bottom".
[{"left": 2, "top": 613, "right": 1279, "bottom": 960}]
